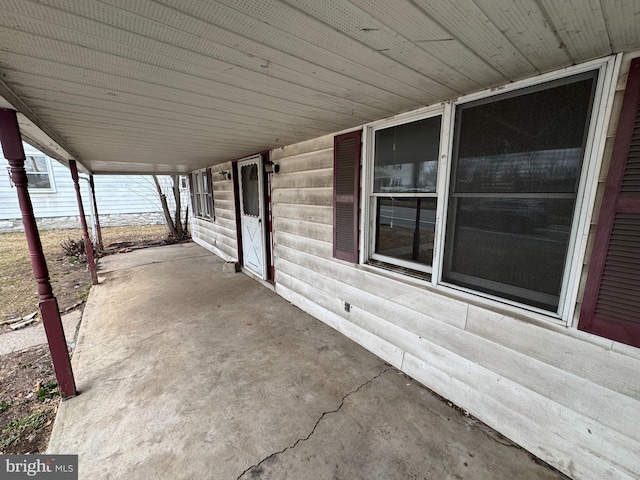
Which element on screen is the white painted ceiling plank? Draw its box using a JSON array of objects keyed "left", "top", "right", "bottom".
[
  {"left": 279, "top": 0, "right": 489, "bottom": 92},
  {"left": 0, "top": 31, "right": 392, "bottom": 120},
  {"left": 26, "top": 107, "right": 318, "bottom": 157},
  {"left": 0, "top": 2, "right": 418, "bottom": 111},
  {"left": 37, "top": 0, "right": 453, "bottom": 103},
  {"left": 600, "top": 0, "right": 640, "bottom": 53},
  {"left": 1, "top": 52, "right": 371, "bottom": 130},
  {"left": 18, "top": 91, "right": 296, "bottom": 143},
  {"left": 4, "top": 65, "right": 347, "bottom": 134},
  {"left": 471, "top": 0, "right": 572, "bottom": 72},
  {"left": 156, "top": 0, "right": 459, "bottom": 97},
  {"left": 221, "top": 0, "right": 484, "bottom": 92},
  {"left": 535, "top": 0, "right": 612, "bottom": 62},
  {"left": 26, "top": 103, "right": 306, "bottom": 149},
  {"left": 408, "top": 0, "right": 537, "bottom": 78},
  {"left": 343, "top": 0, "right": 521, "bottom": 84}
]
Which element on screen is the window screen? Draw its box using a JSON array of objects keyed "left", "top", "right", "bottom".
[{"left": 444, "top": 71, "right": 598, "bottom": 311}]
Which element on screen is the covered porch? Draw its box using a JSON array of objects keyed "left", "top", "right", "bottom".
[{"left": 46, "top": 242, "right": 565, "bottom": 479}]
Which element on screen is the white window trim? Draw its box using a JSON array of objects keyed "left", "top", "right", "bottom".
[
  {"left": 22, "top": 154, "right": 56, "bottom": 193},
  {"left": 360, "top": 55, "right": 619, "bottom": 326},
  {"left": 192, "top": 169, "right": 210, "bottom": 219},
  {"left": 363, "top": 105, "right": 445, "bottom": 275}
]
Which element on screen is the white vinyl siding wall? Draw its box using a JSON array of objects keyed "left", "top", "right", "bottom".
[{"left": 1, "top": 146, "right": 189, "bottom": 230}]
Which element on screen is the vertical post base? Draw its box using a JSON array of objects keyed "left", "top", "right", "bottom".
[{"left": 40, "top": 298, "right": 77, "bottom": 399}]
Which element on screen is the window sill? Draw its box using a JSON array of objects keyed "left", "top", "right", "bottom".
[
  {"left": 365, "top": 259, "right": 431, "bottom": 283},
  {"left": 361, "top": 258, "right": 570, "bottom": 330},
  {"left": 27, "top": 188, "right": 56, "bottom": 194}
]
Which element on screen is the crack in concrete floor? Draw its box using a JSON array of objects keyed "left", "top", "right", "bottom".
[{"left": 236, "top": 366, "right": 392, "bottom": 480}]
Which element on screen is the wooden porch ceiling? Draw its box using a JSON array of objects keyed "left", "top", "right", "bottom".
[{"left": 0, "top": 0, "right": 639, "bottom": 174}]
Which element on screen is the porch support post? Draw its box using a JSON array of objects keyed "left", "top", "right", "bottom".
[
  {"left": 0, "top": 108, "right": 77, "bottom": 399},
  {"left": 69, "top": 160, "right": 98, "bottom": 285},
  {"left": 89, "top": 175, "right": 103, "bottom": 250}
]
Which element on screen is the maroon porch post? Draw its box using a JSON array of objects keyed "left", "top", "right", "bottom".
[
  {"left": 0, "top": 109, "right": 77, "bottom": 399},
  {"left": 89, "top": 175, "right": 103, "bottom": 250},
  {"left": 69, "top": 160, "right": 98, "bottom": 285}
]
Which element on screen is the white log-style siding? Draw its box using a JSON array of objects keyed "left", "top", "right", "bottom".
[
  {"left": 190, "top": 162, "right": 238, "bottom": 262},
  {"left": 190, "top": 55, "right": 640, "bottom": 480}
]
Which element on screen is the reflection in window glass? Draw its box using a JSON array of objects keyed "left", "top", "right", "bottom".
[
  {"left": 376, "top": 198, "right": 436, "bottom": 265},
  {"left": 24, "top": 155, "right": 51, "bottom": 189},
  {"left": 444, "top": 71, "right": 598, "bottom": 311},
  {"left": 374, "top": 117, "right": 440, "bottom": 193},
  {"left": 241, "top": 163, "right": 260, "bottom": 216}
]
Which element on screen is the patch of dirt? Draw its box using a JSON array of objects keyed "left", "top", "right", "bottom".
[
  {"left": 0, "top": 224, "right": 184, "bottom": 454},
  {"left": 0, "top": 345, "right": 58, "bottom": 454},
  {"left": 1, "top": 225, "right": 170, "bottom": 323}
]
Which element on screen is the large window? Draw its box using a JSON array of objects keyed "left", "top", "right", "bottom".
[
  {"left": 354, "top": 63, "right": 610, "bottom": 319},
  {"left": 444, "top": 71, "right": 597, "bottom": 312}
]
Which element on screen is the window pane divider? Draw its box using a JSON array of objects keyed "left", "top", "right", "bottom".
[
  {"left": 371, "top": 192, "right": 438, "bottom": 198},
  {"left": 451, "top": 192, "right": 577, "bottom": 199}
]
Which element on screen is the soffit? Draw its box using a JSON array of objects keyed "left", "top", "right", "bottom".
[{"left": 0, "top": 0, "right": 638, "bottom": 174}]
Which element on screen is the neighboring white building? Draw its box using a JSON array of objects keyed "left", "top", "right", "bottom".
[{"left": 0, "top": 143, "right": 188, "bottom": 232}]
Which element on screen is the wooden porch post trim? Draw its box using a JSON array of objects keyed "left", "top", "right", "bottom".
[
  {"left": 69, "top": 159, "right": 98, "bottom": 285},
  {"left": 0, "top": 108, "right": 77, "bottom": 399},
  {"left": 89, "top": 175, "right": 103, "bottom": 250}
]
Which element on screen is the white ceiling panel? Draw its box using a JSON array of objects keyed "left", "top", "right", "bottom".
[{"left": 0, "top": 0, "right": 637, "bottom": 174}]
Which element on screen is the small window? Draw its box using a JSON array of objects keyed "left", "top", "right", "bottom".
[
  {"left": 24, "top": 155, "right": 54, "bottom": 191},
  {"left": 192, "top": 170, "right": 213, "bottom": 219},
  {"left": 369, "top": 114, "right": 442, "bottom": 273},
  {"left": 241, "top": 163, "right": 260, "bottom": 216}
]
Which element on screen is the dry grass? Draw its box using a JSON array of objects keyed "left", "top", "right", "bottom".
[{"left": 0, "top": 224, "right": 170, "bottom": 320}]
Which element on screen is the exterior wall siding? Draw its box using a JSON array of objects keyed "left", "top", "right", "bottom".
[
  {"left": 191, "top": 56, "right": 640, "bottom": 480},
  {"left": 1, "top": 145, "right": 188, "bottom": 232},
  {"left": 190, "top": 162, "right": 238, "bottom": 262}
]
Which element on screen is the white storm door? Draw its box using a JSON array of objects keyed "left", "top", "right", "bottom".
[{"left": 238, "top": 156, "right": 267, "bottom": 279}]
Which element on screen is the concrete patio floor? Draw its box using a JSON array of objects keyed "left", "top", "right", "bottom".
[{"left": 47, "top": 242, "right": 567, "bottom": 479}]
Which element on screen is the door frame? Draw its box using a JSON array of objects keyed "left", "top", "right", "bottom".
[{"left": 233, "top": 151, "right": 274, "bottom": 282}]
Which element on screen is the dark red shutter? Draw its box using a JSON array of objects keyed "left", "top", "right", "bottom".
[
  {"left": 188, "top": 173, "right": 196, "bottom": 214},
  {"left": 579, "top": 58, "right": 640, "bottom": 347},
  {"left": 333, "top": 130, "right": 362, "bottom": 262},
  {"left": 206, "top": 168, "right": 215, "bottom": 221}
]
